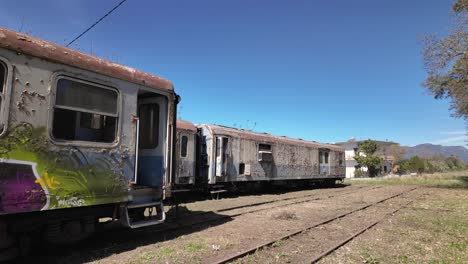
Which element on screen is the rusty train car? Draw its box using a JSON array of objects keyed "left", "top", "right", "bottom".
[
  {"left": 0, "top": 26, "right": 344, "bottom": 259},
  {"left": 175, "top": 120, "right": 345, "bottom": 191},
  {"left": 0, "top": 27, "right": 179, "bottom": 258}
]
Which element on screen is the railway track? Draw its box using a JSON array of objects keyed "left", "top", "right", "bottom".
[
  {"left": 211, "top": 187, "right": 418, "bottom": 264},
  {"left": 152, "top": 185, "right": 384, "bottom": 234},
  {"left": 171, "top": 185, "right": 373, "bottom": 217}
]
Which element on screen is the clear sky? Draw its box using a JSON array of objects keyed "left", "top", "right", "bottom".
[{"left": 0, "top": 0, "right": 466, "bottom": 146}]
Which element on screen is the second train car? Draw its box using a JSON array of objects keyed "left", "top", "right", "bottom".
[{"left": 175, "top": 120, "right": 345, "bottom": 191}]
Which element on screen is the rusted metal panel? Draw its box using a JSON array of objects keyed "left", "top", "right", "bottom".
[
  {"left": 0, "top": 27, "right": 173, "bottom": 93},
  {"left": 176, "top": 119, "right": 197, "bottom": 133}
]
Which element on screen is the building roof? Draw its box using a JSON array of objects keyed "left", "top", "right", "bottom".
[
  {"left": 202, "top": 124, "right": 343, "bottom": 151},
  {"left": 177, "top": 119, "right": 197, "bottom": 133},
  {"left": 0, "top": 27, "right": 173, "bottom": 93},
  {"left": 335, "top": 139, "right": 397, "bottom": 146}
]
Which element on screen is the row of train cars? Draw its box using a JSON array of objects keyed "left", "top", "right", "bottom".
[{"left": 0, "top": 27, "right": 345, "bottom": 258}]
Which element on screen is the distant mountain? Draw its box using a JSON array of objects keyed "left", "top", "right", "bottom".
[{"left": 403, "top": 144, "right": 468, "bottom": 162}]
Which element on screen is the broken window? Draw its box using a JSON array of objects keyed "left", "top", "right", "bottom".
[
  {"left": 52, "top": 77, "right": 118, "bottom": 143},
  {"left": 259, "top": 143, "right": 271, "bottom": 151},
  {"left": 181, "top": 135, "right": 188, "bottom": 157},
  {"left": 139, "top": 103, "right": 159, "bottom": 149}
]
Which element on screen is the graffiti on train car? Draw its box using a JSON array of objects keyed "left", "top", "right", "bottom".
[{"left": 0, "top": 123, "right": 129, "bottom": 214}]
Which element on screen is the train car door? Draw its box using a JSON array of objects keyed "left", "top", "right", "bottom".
[
  {"left": 136, "top": 97, "right": 167, "bottom": 186},
  {"left": 177, "top": 133, "right": 196, "bottom": 184},
  {"left": 319, "top": 150, "right": 330, "bottom": 175},
  {"left": 215, "top": 136, "right": 229, "bottom": 177}
]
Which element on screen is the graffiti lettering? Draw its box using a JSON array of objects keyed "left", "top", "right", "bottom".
[{"left": 56, "top": 196, "right": 85, "bottom": 207}]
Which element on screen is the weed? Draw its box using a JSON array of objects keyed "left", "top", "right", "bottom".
[
  {"left": 185, "top": 242, "right": 205, "bottom": 252},
  {"left": 137, "top": 252, "right": 155, "bottom": 263},
  {"left": 272, "top": 240, "right": 284, "bottom": 247},
  {"left": 272, "top": 210, "right": 298, "bottom": 220},
  {"left": 360, "top": 250, "right": 380, "bottom": 264},
  {"left": 159, "top": 247, "right": 176, "bottom": 258}
]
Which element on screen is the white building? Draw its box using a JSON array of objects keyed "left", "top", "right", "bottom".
[{"left": 335, "top": 138, "right": 397, "bottom": 178}]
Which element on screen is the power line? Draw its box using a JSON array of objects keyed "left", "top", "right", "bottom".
[{"left": 66, "top": 0, "right": 129, "bottom": 47}]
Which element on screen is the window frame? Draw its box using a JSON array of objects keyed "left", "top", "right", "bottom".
[
  {"left": 0, "top": 57, "right": 12, "bottom": 138},
  {"left": 138, "top": 102, "right": 160, "bottom": 149},
  {"left": 49, "top": 74, "right": 122, "bottom": 147}
]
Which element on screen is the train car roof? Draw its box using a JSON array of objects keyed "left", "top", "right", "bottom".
[
  {"left": 201, "top": 124, "right": 343, "bottom": 151},
  {"left": 0, "top": 27, "right": 173, "bottom": 93},
  {"left": 177, "top": 119, "right": 197, "bottom": 133}
]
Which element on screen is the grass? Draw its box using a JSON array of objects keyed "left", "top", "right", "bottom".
[
  {"left": 185, "top": 242, "right": 206, "bottom": 252},
  {"left": 158, "top": 247, "right": 176, "bottom": 258},
  {"left": 345, "top": 170, "right": 468, "bottom": 188},
  {"left": 360, "top": 249, "right": 380, "bottom": 264},
  {"left": 319, "top": 188, "right": 468, "bottom": 264},
  {"left": 133, "top": 252, "right": 156, "bottom": 264}
]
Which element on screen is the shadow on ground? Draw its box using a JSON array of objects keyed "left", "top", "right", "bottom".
[
  {"left": 171, "top": 183, "right": 350, "bottom": 204},
  {"left": 15, "top": 207, "right": 232, "bottom": 264}
]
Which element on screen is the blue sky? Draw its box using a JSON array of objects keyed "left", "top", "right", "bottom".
[{"left": 0, "top": 0, "right": 466, "bottom": 146}]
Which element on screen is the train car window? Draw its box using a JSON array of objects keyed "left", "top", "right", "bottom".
[
  {"left": 0, "top": 62, "right": 5, "bottom": 93},
  {"left": 0, "top": 61, "right": 5, "bottom": 133},
  {"left": 181, "top": 135, "right": 188, "bottom": 157},
  {"left": 239, "top": 163, "right": 245, "bottom": 174},
  {"left": 259, "top": 144, "right": 271, "bottom": 151},
  {"left": 216, "top": 138, "right": 221, "bottom": 157},
  {"left": 324, "top": 152, "right": 329, "bottom": 164},
  {"left": 139, "top": 103, "right": 160, "bottom": 149},
  {"left": 52, "top": 77, "right": 118, "bottom": 143}
]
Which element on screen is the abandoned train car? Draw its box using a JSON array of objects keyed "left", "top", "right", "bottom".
[
  {"left": 175, "top": 120, "right": 346, "bottom": 190},
  {"left": 0, "top": 27, "right": 178, "bottom": 257}
]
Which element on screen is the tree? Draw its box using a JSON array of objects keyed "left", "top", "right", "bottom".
[
  {"left": 407, "top": 156, "right": 426, "bottom": 174},
  {"left": 354, "top": 140, "right": 383, "bottom": 177},
  {"left": 422, "top": 0, "right": 467, "bottom": 120}
]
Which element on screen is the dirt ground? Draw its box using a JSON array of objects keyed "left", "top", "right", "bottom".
[{"left": 19, "top": 182, "right": 468, "bottom": 264}]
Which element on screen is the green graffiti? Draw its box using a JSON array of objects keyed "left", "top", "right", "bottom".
[{"left": 0, "top": 123, "right": 129, "bottom": 210}]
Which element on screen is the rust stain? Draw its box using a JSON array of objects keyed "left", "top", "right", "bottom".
[
  {"left": 177, "top": 119, "right": 197, "bottom": 133},
  {"left": 205, "top": 124, "right": 343, "bottom": 151},
  {"left": 0, "top": 27, "right": 173, "bottom": 93}
]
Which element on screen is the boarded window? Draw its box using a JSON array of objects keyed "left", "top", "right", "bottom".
[
  {"left": 139, "top": 103, "right": 159, "bottom": 149},
  {"left": 259, "top": 144, "right": 271, "bottom": 151},
  {"left": 52, "top": 78, "right": 118, "bottom": 143},
  {"left": 181, "top": 135, "right": 188, "bottom": 157}
]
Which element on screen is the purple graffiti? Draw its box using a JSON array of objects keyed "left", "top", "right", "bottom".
[{"left": 0, "top": 162, "right": 47, "bottom": 214}]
